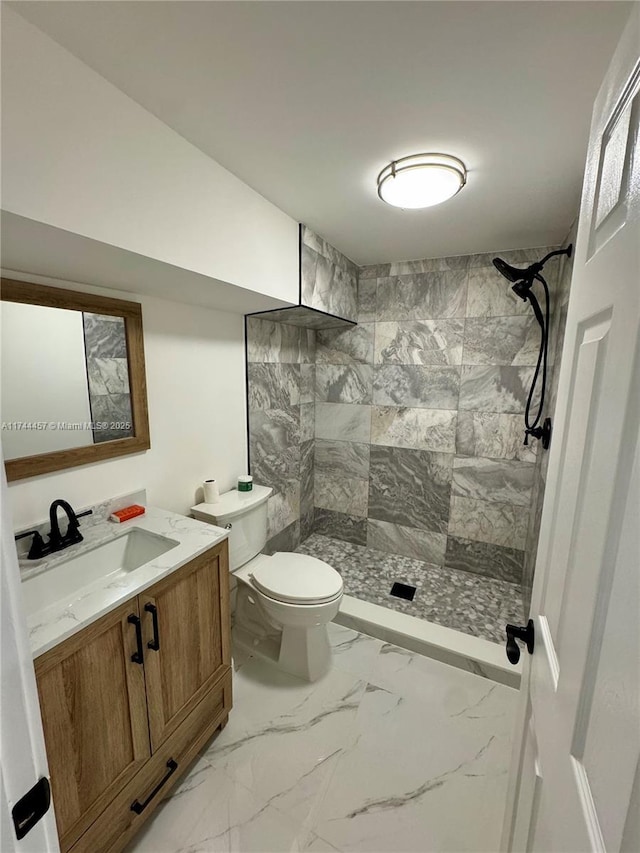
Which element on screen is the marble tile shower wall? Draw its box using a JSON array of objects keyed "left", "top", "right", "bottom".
[
  {"left": 301, "top": 225, "right": 358, "bottom": 322},
  {"left": 313, "top": 246, "right": 564, "bottom": 592},
  {"left": 246, "top": 317, "right": 316, "bottom": 553}
]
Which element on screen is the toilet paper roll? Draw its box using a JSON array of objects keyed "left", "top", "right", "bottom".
[{"left": 203, "top": 479, "right": 220, "bottom": 503}]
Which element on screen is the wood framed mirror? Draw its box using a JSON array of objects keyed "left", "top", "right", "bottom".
[{"left": 1, "top": 278, "right": 150, "bottom": 481}]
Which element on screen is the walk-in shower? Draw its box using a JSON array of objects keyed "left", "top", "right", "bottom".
[{"left": 246, "top": 229, "right": 576, "bottom": 664}]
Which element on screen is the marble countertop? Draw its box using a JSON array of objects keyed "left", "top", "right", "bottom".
[{"left": 21, "top": 506, "right": 228, "bottom": 660}]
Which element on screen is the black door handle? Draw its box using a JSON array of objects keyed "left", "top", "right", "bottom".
[
  {"left": 128, "top": 614, "right": 144, "bottom": 665},
  {"left": 144, "top": 603, "right": 160, "bottom": 651},
  {"left": 130, "top": 759, "right": 178, "bottom": 814},
  {"left": 505, "top": 619, "right": 535, "bottom": 664}
]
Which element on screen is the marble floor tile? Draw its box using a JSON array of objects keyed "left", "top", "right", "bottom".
[
  {"left": 127, "top": 754, "right": 304, "bottom": 853},
  {"left": 311, "top": 668, "right": 516, "bottom": 853},
  {"left": 315, "top": 403, "right": 372, "bottom": 443},
  {"left": 130, "top": 627, "right": 517, "bottom": 853},
  {"left": 326, "top": 622, "right": 384, "bottom": 682},
  {"left": 374, "top": 320, "right": 464, "bottom": 366},
  {"left": 204, "top": 661, "right": 366, "bottom": 826}
]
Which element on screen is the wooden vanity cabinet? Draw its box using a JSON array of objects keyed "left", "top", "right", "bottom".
[
  {"left": 140, "top": 547, "right": 229, "bottom": 751},
  {"left": 34, "top": 540, "right": 232, "bottom": 853}
]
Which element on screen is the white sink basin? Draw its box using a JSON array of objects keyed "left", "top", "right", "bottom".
[{"left": 22, "top": 528, "right": 179, "bottom": 617}]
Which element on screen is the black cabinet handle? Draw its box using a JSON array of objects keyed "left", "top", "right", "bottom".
[
  {"left": 130, "top": 759, "right": 178, "bottom": 814},
  {"left": 127, "top": 614, "right": 144, "bottom": 665},
  {"left": 145, "top": 603, "right": 160, "bottom": 651}
]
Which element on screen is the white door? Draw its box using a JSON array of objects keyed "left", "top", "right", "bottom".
[
  {"left": 0, "top": 460, "right": 60, "bottom": 852},
  {"left": 502, "top": 6, "right": 640, "bottom": 852}
]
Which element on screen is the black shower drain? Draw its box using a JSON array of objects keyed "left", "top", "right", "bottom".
[{"left": 389, "top": 582, "right": 416, "bottom": 601}]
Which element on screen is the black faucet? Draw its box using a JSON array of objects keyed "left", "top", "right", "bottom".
[
  {"left": 15, "top": 500, "right": 93, "bottom": 560},
  {"left": 48, "top": 499, "right": 83, "bottom": 551}
]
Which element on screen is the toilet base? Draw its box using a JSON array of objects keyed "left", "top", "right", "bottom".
[
  {"left": 232, "top": 622, "right": 332, "bottom": 682},
  {"left": 278, "top": 624, "right": 331, "bottom": 681}
]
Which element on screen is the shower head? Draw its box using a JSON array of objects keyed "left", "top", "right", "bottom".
[
  {"left": 492, "top": 245, "right": 573, "bottom": 301},
  {"left": 492, "top": 257, "right": 529, "bottom": 284},
  {"left": 492, "top": 258, "right": 543, "bottom": 300}
]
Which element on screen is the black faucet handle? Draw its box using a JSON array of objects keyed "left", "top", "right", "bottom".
[
  {"left": 61, "top": 516, "right": 83, "bottom": 546},
  {"left": 14, "top": 530, "right": 47, "bottom": 560}
]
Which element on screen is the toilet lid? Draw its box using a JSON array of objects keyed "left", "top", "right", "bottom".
[{"left": 250, "top": 552, "right": 343, "bottom": 605}]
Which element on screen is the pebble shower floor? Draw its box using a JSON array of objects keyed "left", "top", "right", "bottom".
[{"left": 296, "top": 533, "right": 524, "bottom": 644}]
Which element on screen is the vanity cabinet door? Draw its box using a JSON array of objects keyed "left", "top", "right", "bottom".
[
  {"left": 34, "top": 599, "right": 151, "bottom": 852},
  {"left": 139, "top": 539, "right": 231, "bottom": 751}
]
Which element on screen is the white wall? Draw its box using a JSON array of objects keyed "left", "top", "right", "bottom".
[
  {"left": 5, "top": 276, "right": 248, "bottom": 531},
  {"left": 1, "top": 302, "right": 94, "bottom": 458},
  {"left": 1, "top": 7, "right": 298, "bottom": 305}
]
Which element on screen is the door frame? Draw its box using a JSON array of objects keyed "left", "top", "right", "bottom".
[{"left": 0, "top": 454, "right": 60, "bottom": 852}]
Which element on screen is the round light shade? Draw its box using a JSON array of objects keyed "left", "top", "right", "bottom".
[{"left": 377, "top": 153, "right": 467, "bottom": 209}]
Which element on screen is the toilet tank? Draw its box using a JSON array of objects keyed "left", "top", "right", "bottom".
[{"left": 191, "top": 485, "right": 272, "bottom": 571}]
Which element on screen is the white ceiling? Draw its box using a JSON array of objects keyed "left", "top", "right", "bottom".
[{"left": 10, "top": 1, "right": 632, "bottom": 265}]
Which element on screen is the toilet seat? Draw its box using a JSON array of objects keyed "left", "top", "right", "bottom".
[{"left": 249, "top": 552, "right": 343, "bottom": 605}]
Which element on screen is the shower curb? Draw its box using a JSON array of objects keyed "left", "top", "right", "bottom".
[{"left": 335, "top": 595, "right": 521, "bottom": 689}]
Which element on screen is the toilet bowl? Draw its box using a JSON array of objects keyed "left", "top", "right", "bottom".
[
  {"left": 234, "top": 552, "right": 343, "bottom": 680},
  {"left": 191, "top": 486, "right": 343, "bottom": 681}
]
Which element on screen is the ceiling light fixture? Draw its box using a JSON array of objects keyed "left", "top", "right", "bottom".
[{"left": 377, "top": 153, "right": 467, "bottom": 209}]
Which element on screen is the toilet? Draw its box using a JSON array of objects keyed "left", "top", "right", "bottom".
[{"left": 191, "top": 485, "right": 343, "bottom": 681}]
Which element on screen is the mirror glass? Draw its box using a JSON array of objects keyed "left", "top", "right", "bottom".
[{"left": 1, "top": 302, "right": 134, "bottom": 460}]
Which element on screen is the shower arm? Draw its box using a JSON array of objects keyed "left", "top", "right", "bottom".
[{"left": 539, "top": 247, "right": 571, "bottom": 267}]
